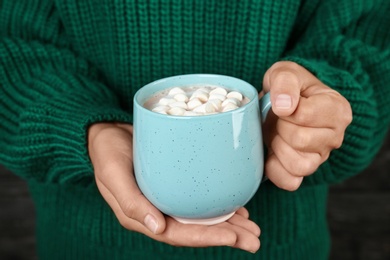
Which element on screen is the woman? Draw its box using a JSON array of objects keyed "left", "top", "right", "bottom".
[{"left": 1, "top": 0, "right": 389, "bottom": 259}]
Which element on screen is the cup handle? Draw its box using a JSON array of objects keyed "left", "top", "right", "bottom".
[
  {"left": 260, "top": 92, "right": 272, "bottom": 122},
  {"left": 259, "top": 92, "right": 271, "bottom": 183}
]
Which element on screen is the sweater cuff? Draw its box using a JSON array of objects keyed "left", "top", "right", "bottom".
[{"left": 14, "top": 80, "right": 132, "bottom": 185}]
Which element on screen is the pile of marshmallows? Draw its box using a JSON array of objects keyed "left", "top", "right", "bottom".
[{"left": 151, "top": 86, "right": 246, "bottom": 116}]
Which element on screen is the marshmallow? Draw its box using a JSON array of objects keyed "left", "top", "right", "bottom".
[
  {"left": 226, "top": 91, "right": 243, "bottom": 101},
  {"left": 207, "top": 99, "right": 222, "bottom": 110},
  {"left": 149, "top": 85, "right": 247, "bottom": 116},
  {"left": 187, "top": 98, "right": 203, "bottom": 110},
  {"left": 193, "top": 103, "right": 216, "bottom": 114},
  {"left": 169, "top": 101, "right": 188, "bottom": 109},
  {"left": 222, "top": 98, "right": 241, "bottom": 107},
  {"left": 193, "top": 104, "right": 207, "bottom": 113},
  {"left": 168, "top": 87, "right": 185, "bottom": 96},
  {"left": 198, "top": 87, "right": 211, "bottom": 93},
  {"left": 208, "top": 94, "right": 226, "bottom": 101},
  {"left": 190, "top": 90, "right": 209, "bottom": 102},
  {"left": 173, "top": 93, "right": 189, "bottom": 102},
  {"left": 222, "top": 103, "right": 239, "bottom": 112},
  {"left": 209, "top": 87, "right": 228, "bottom": 96},
  {"left": 152, "top": 105, "right": 169, "bottom": 113},
  {"left": 159, "top": 97, "right": 176, "bottom": 106},
  {"left": 168, "top": 107, "right": 186, "bottom": 115},
  {"left": 205, "top": 103, "right": 217, "bottom": 113}
]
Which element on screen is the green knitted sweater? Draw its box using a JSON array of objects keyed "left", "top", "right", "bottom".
[{"left": 1, "top": 0, "right": 389, "bottom": 259}]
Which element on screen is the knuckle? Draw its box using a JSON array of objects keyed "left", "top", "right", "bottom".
[
  {"left": 331, "top": 134, "right": 344, "bottom": 149},
  {"left": 249, "top": 239, "right": 261, "bottom": 253},
  {"left": 100, "top": 160, "right": 120, "bottom": 177},
  {"left": 295, "top": 107, "right": 313, "bottom": 124},
  {"left": 342, "top": 103, "right": 353, "bottom": 125},
  {"left": 321, "top": 151, "right": 331, "bottom": 162},
  {"left": 164, "top": 229, "right": 183, "bottom": 247},
  {"left": 333, "top": 94, "right": 353, "bottom": 126},
  {"left": 120, "top": 194, "right": 143, "bottom": 219},
  {"left": 283, "top": 177, "right": 303, "bottom": 191},
  {"left": 289, "top": 157, "right": 317, "bottom": 177},
  {"left": 291, "top": 128, "right": 311, "bottom": 151},
  {"left": 272, "top": 61, "right": 301, "bottom": 72},
  {"left": 193, "top": 232, "right": 210, "bottom": 245}
]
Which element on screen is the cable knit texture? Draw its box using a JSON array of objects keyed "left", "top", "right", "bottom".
[{"left": 1, "top": 0, "right": 389, "bottom": 259}]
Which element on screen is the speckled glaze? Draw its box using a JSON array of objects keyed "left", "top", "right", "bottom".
[{"left": 133, "top": 74, "right": 270, "bottom": 222}]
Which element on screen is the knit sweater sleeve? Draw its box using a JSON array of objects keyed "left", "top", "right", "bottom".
[
  {"left": 0, "top": 2, "right": 131, "bottom": 184},
  {"left": 283, "top": 0, "right": 390, "bottom": 185}
]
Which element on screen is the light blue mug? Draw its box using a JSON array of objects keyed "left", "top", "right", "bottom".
[{"left": 133, "top": 74, "right": 271, "bottom": 225}]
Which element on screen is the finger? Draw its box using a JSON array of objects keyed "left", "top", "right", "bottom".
[
  {"left": 97, "top": 157, "right": 166, "bottom": 234},
  {"left": 158, "top": 217, "right": 260, "bottom": 253},
  {"left": 235, "top": 207, "right": 250, "bottom": 219},
  {"left": 282, "top": 93, "right": 349, "bottom": 129},
  {"left": 276, "top": 119, "right": 342, "bottom": 153},
  {"left": 161, "top": 218, "right": 242, "bottom": 247},
  {"left": 271, "top": 134, "right": 323, "bottom": 177},
  {"left": 95, "top": 177, "right": 150, "bottom": 234},
  {"left": 115, "top": 123, "right": 134, "bottom": 133},
  {"left": 218, "top": 220, "right": 261, "bottom": 253},
  {"left": 258, "top": 90, "right": 265, "bottom": 99},
  {"left": 265, "top": 150, "right": 304, "bottom": 191},
  {"left": 227, "top": 212, "right": 261, "bottom": 237},
  {"left": 263, "top": 61, "right": 302, "bottom": 117}
]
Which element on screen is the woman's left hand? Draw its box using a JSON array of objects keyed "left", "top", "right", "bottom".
[{"left": 260, "top": 61, "right": 353, "bottom": 191}]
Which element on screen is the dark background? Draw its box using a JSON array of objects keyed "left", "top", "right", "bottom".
[{"left": 1, "top": 134, "right": 389, "bottom": 260}]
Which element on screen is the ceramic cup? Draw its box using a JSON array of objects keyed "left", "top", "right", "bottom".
[{"left": 133, "top": 74, "right": 271, "bottom": 225}]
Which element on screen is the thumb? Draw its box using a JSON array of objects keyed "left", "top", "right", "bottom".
[
  {"left": 89, "top": 123, "right": 166, "bottom": 235},
  {"left": 115, "top": 183, "right": 167, "bottom": 235},
  {"left": 262, "top": 61, "right": 302, "bottom": 117},
  {"left": 96, "top": 174, "right": 167, "bottom": 235}
]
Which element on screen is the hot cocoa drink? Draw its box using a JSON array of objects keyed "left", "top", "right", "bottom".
[{"left": 143, "top": 85, "right": 250, "bottom": 116}]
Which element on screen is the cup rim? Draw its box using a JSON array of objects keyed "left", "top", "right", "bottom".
[{"left": 134, "top": 74, "right": 259, "bottom": 119}]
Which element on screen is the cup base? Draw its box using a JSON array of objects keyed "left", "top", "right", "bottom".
[{"left": 172, "top": 211, "right": 235, "bottom": 225}]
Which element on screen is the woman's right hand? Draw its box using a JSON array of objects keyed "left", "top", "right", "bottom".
[{"left": 88, "top": 122, "right": 261, "bottom": 253}]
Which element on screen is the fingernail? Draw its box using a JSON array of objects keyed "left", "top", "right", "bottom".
[
  {"left": 275, "top": 94, "right": 292, "bottom": 109},
  {"left": 144, "top": 214, "right": 159, "bottom": 234}
]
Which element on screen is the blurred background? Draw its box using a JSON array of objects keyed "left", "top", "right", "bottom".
[{"left": 1, "top": 134, "right": 389, "bottom": 260}]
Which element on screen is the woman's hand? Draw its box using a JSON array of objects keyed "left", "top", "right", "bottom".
[
  {"left": 88, "top": 123, "right": 261, "bottom": 253},
  {"left": 261, "top": 61, "right": 353, "bottom": 191}
]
